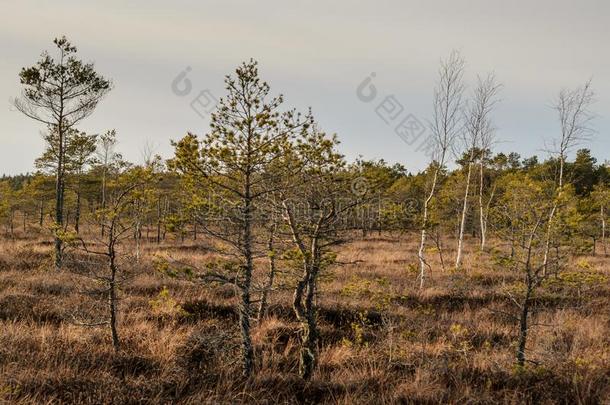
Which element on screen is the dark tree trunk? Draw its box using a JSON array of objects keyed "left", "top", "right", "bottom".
[
  {"left": 9, "top": 210, "right": 14, "bottom": 239},
  {"left": 101, "top": 168, "right": 106, "bottom": 237},
  {"left": 300, "top": 261, "right": 319, "bottom": 380},
  {"left": 107, "top": 219, "right": 120, "bottom": 352},
  {"left": 39, "top": 199, "right": 44, "bottom": 227},
  {"left": 257, "top": 226, "right": 276, "bottom": 321},
  {"left": 517, "top": 272, "right": 533, "bottom": 367},
  {"left": 54, "top": 125, "right": 65, "bottom": 269},
  {"left": 75, "top": 186, "right": 81, "bottom": 234},
  {"left": 109, "top": 248, "right": 120, "bottom": 352},
  {"left": 293, "top": 237, "right": 321, "bottom": 380},
  {"left": 239, "top": 172, "right": 254, "bottom": 378}
]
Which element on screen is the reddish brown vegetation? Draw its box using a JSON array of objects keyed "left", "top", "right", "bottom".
[{"left": 0, "top": 234, "right": 608, "bottom": 404}]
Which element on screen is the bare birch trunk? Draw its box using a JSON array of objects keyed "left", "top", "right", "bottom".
[
  {"left": 543, "top": 157, "right": 564, "bottom": 275},
  {"left": 456, "top": 161, "right": 473, "bottom": 269},
  {"left": 418, "top": 167, "right": 439, "bottom": 289},
  {"left": 478, "top": 161, "right": 486, "bottom": 250}
]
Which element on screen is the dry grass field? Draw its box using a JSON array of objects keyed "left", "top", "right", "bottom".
[{"left": 0, "top": 231, "right": 609, "bottom": 404}]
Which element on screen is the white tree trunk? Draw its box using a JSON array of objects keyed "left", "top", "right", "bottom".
[
  {"left": 478, "top": 161, "right": 486, "bottom": 250},
  {"left": 456, "top": 161, "right": 473, "bottom": 269},
  {"left": 542, "top": 156, "right": 564, "bottom": 274},
  {"left": 418, "top": 168, "right": 439, "bottom": 289}
]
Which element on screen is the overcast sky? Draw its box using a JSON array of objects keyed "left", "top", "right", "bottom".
[{"left": 1, "top": 0, "right": 608, "bottom": 175}]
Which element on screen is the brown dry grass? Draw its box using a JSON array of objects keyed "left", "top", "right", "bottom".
[{"left": 0, "top": 232, "right": 608, "bottom": 404}]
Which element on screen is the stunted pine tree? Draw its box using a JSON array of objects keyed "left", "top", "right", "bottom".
[
  {"left": 14, "top": 36, "right": 111, "bottom": 268},
  {"left": 171, "top": 60, "right": 308, "bottom": 377},
  {"left": 492, "top": 173, "right": 564, "bottom": 367},
  {"left": 418, "top": 51, "right": 464, "bottom": 288},
  {"left": 280, "top": 127, "right": 354, "bottom": 379},
  {"left": 74, "top": 166, "right": 154, "bottom": 352}
]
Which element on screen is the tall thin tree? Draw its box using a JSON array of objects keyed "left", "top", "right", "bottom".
[
  {"left": 417, "top": 51, "right": 464, "bottom": 288},
  {"left": 455, "top": 74, "right": 500, "bottom": 269},
  {"left": 542, "top": 80, "right": 594, "bottom": 273},
  {"left": 14, "top": 36, "right": 111, "bottom": 268}
]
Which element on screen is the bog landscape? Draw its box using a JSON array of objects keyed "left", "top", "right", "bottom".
[{"left": 1, "top": 26, "right": 609, "bottom": 405}]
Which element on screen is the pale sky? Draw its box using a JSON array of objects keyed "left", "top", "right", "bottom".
[{"left": 1, "top": 0, "right": 608, "bottom": 175}]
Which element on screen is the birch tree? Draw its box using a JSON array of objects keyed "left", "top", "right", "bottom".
[
  {"left": 455, "top": 74, "right": 500, "bottom": 269},
  {"left": 418, "top": 51, "right": 464, "bottom": 288},
  {"left": 542, "top": 80, "right": 594, "bottom": 274},
  {"left": 477, "top": 102, "right": 502, "bottom": 251}
]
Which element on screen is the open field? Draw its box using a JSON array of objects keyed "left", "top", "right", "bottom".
[{"left": 0, "top": 232, "right": 608, "bottom": 404}]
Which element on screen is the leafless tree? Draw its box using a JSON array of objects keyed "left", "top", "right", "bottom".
[
  {"left": 542, "top": 80, "right": 595, "bottom": 273},
  {"left": 477, "top": 78, "right": 502, "bottom": 251},
  {"left": 418, "top": 50, "right": 465, "bottom": 288},
  {"left": 455, "top": 74, "right": 500, "bottom": 269}
]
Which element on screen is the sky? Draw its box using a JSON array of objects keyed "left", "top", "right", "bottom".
[{"left": 1, "top": 0, "right": 608, "bottom": 175}]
